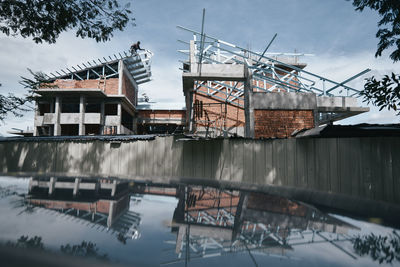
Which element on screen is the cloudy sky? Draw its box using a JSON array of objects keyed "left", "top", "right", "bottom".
[{"left": 0, "top": 0, "right": 399, "bottom": 135}]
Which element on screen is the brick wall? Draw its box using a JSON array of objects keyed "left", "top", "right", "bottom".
[
  {"left": 138, "top": 110, "right": 186, "bottom": 119},
  {"left": 193, "top": 92, "right": 245, "bottom": 129},
  {"left": 121, "top": 74, "right": 136, "bottom": 104},
  {"left": 254, "top": 110, "right": 314, "bottom": 138},
  {"left": 44, "top": 79, "right": 119, "bottom": 95}
]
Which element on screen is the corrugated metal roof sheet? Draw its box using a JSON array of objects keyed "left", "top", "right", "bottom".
[{"left": 0, "top": 135, "right": 156, "bottom": 142}]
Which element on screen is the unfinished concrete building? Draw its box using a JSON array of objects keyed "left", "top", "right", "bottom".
[
  {"left": 33, "top": 50, "right": 153, "bottom": 136},
  {"left": 179, "top": 26, "right": 371, "bottom": 138}
]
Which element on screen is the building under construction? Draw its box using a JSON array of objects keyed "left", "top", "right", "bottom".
[
  {"left": 31, "top": 26, "right": 370, "bottom": 139},
  {"left": 178, "top": 26, "right": 370, "bottom": 138}
]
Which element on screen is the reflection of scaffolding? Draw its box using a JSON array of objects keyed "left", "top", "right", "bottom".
[
  {"left": 26, "top": 177, "right": 142, "bottom": 241},
  {"left": 29, "top": 204, "right": 141, "bottom": 241},
  {"left": 162, "top": 186, "right": 360, "bottom": 265}
]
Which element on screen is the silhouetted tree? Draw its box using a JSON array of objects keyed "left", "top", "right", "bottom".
[
  {"left": 351, "top": 0, "right": 400, "bottom": 62},
  {"left": 360, "top": 73, "right": 400, "bottom": 113},
  {"left": 349, "top": 0, "right": 400, "bottom": 115},
  {"left": 0, "top": 0, "right": 134, "bottom": 44},
  {"left": 0, "top": 69, "right": 51, "bottom": 122}
]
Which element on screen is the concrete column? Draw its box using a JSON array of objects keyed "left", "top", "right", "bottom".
[
  {"left": 244, "top": 66, "right": 254, "bottom": 138},
  {"left": 79, "top": 95, "right": 86, "bottom": 135},
  {"left": 73, "top": 178, "right": 81, "bottom": 197},
  {"left": 118, "top": 60, "right": 123, "bottom": 95},
  {"left": 48, "top": 177, "right": 56, "bottom": 196},
  {"left": 54, "top": 96, "right": 61, "bottom": 136},
  {"left": 189, "top": 40, "right": 197, "bottom": 72},
  {"left": 117, "top": 102, "right": 122, "bottom": 134},
  {"left": 100, "top": 101, "right": 105, "bottom": 135}
]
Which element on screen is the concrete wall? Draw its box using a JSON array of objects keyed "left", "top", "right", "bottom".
[{"left": 1, "top": 136, "right": 399, "bottom": 207}]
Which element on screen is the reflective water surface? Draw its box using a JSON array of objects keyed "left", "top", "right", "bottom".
[{"left": 0, "top": 176, "right": 399, "bottom": 266}]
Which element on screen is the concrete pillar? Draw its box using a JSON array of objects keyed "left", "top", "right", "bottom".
[
  {"left": 79, "top": 95, "right": 86, "bottom": 135},
  {"left": 189, "top": 40, "right": 197, "bottom": 72},
  {"left": 100, "top": 101, "right": 105, "bottom": 135},
  {"left": 107, "top": 201, "right": 115, "bottom": 227},
  {"left": 117, "top": 102, "right": 122, "bottom": 134},
  {"left": 118, "top": 60, "right": 123, "bottom": 95},
  {"left": 111, "top": 180, "right": 118, "bottom": 197},
  {"left": 73, "top": 178, "right": 81, "bottom": 197},
  {"left": 48, "top": 177, "right": 56, "bottom": 196},
  {"left": 244, "top": 66, "right": 254, "bottom": 138},
  {"left": 54, "top": 96, "right": 61, "bottom": 136}
]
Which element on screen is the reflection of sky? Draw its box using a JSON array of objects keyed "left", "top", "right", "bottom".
[{"left": 0, "top": 176, "right": 398, "bottom": 266}]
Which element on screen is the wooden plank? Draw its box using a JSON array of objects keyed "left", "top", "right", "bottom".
[
  {"left": 231, "top": 139, "right": 244, "bottom": 183},
  {"left": 295, "top": 139, "right": 308, "bottom": 188},
  {"left": 359, "top": 138, "right": 373, "bottom": 200},
  {"left": 305, "top": 139, "right": 315, "bottom": 190},
  {"left": 171, "top": 138, "right": 183, "bottom": 178},
  {"left": 338, "top": 139, "right": 352, "bottom": 196},
  {"left": 273, "top": 139, "right": 286, "bottom": 186},
  {"left": 183, "top": 140, "right": 193, "bottom": 178},
  {"left": 315, "top": 139, "right": 329, "bottom": 192},
  {"left": 392, "top": 137, "right": 400, "bottom": 203},
  {"left": 286, "top": 139, "right": 296, "bottom": 187},
  {"left": 243, "top": 139, "right": 254, "bottom": 183},
  {"left": 327, "top": 138, "right": 339, "bottom": 193},
  {"left": 380, "top": 138, "right": 394, "bottom": 203},
  {"left": 136, "top": 140, "right": 146, "bottom": 177},
  {"left": 254, "top": 140, "right": 265, "bottom": 185},
  {"left": 203, "top": 139, "right": 213, "bottom": 179},
  {"left": 220, "top": 139, "right": 231, "bottom": 181},
  {"left": 128, "top": 141, "right": 138, "bottom": 177},
  {"left": 264, "top": 140, "right": 275, "bottom": 185},
  {"left": 193, "top": 140, "right": 205, "bottom": 179}
]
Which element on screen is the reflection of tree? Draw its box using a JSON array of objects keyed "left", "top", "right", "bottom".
[
  {"left": 353, "top": 231, "right": 400, "bottom": 264},
  {"left": 4, "top": 235, "right": 108, "bottom": 261},
  {"left": 117, "top": 233, "right": 127, "bottom": 245},
  {"left": 6, "top": 236, "right": 44, "bottom": 250},
  {"left": 60, "top": 241, "right": 108, "bottom": 260}
]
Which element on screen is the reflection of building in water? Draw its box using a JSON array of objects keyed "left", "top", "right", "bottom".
[
  {"left": 27, "top": 177, "right": 141, "bottom": 241},
  {"left": 162, "top": 185, "right": 360, "bottom": 265}
]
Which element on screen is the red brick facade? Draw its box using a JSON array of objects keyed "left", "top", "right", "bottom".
[
  {"left": 138, "top": 110, "right": 186, "bottom": 120},
  {"left": 193, "top": 92, "right": 245, "bottom": 130},
  {"left": 46, "top": 78, "right": 120, "bottom": 95},
  {"left": 254, "top": 110, "right": 314, "bottom": 138},
  {"left": 121, "top": 74, "right": 136, "bottom": 104}
]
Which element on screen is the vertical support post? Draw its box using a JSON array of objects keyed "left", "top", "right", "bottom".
[
  {"left": 244, "top": 65, "right": 254, "bottom": 138},
  {"left": 117, "top": 102, "right": 122, "bottom": 134},
  {"left": 107, "top": 201, "right": 115, "bottom": 227},
  {"left": 100, "top": 101, "right": 105, "bottom": 135},
  {"left": 28, "top": 177, "right": 34, "bottom": 193},
  {"left": 118, "top": 60, "right": 123, "bottom": 95},
  {"left": 323, "top": 79, "right": 326, "bottom": 96},
  {"left": 54, "top": 96, "right": 61, "bottom": 136},
  {"left": 189, "top": 40, "right": 197, "bottom": 72},
  {"left": 111, "top": 180, "right": 117, "bottom": 197},
  {"left": 73, "top": 178, "right": 81, "bottom": 197},
  {"left": 79, "top": 95, "right": 85, "bottom": 135},
  {"left": 49, "top": 177, "right": 56, "bottom": 196}
]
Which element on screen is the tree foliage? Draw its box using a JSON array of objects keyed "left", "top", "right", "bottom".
[
  {"left": 0, "top": 69, "right": 52, "bottom": 122},
  {"left": 360, "top": 72, "right": 400, "bottom": 113},
  {"left": 351, "top": 0, "right": 400, "bottom": 62},
  {"left": 0, "top": 0, "right": 134, "bottom": 43}
]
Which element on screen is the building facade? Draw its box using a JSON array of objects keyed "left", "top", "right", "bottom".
[{"left": 33, "top": 51, "right": 153, "bottom": 136}]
